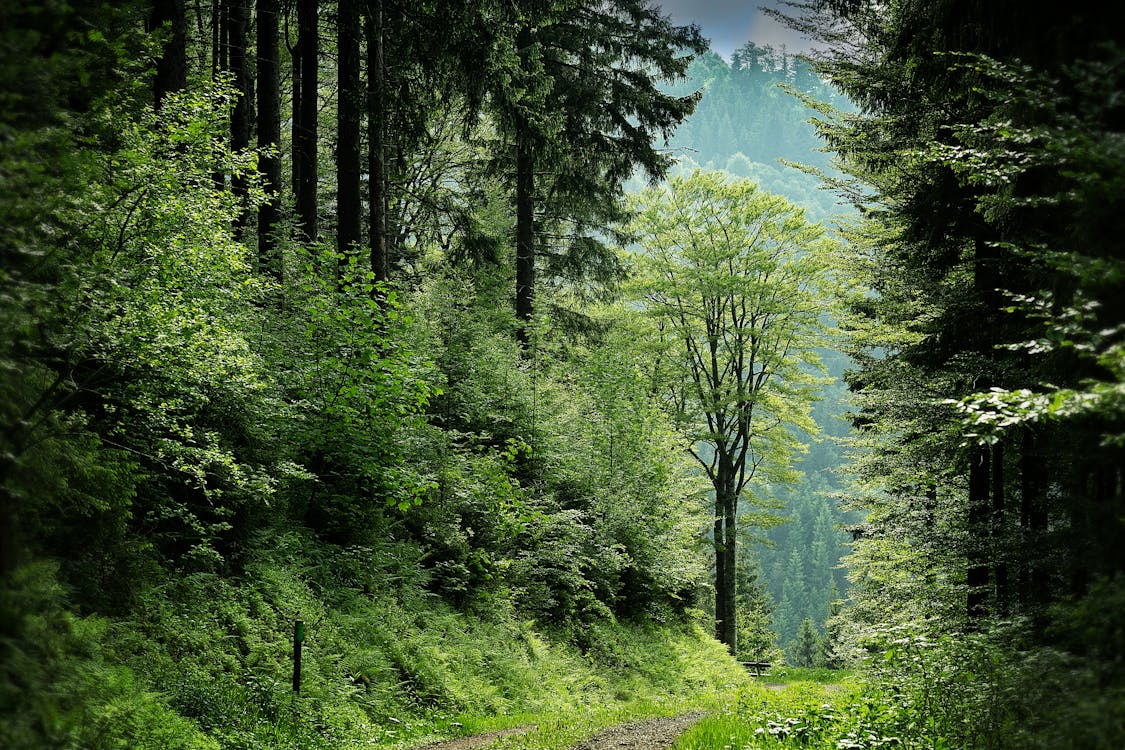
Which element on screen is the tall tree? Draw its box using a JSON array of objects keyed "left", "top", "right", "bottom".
[
  {"left": 294, "top": 0, "right": 318, "bottom": 242},
  {"left": 149, "top": 0, "right": 187, "bottom": 110},
  {"left": 337, "top": 0, "right": 362, "bottom": 266},
  {"left": 366, "top": 0, "right": 387, "bottom": 284},
  {"left": 625, "top": 171, "right": 834, "bottom": 652},
  {"left": 257, "top": 0, "right": 283, "bottom": 279},
  {"left": 227, "top": 0, "right": 252, "bottom": 230},
  {"left": 494, "top": 1, "right": 705, "bottom": 346}
]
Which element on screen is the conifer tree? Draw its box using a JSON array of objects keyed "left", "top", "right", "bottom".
[{"left": 495, "top": 0, "right": 705, "bottom": 345}]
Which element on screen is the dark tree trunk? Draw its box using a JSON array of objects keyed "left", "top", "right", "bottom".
[
  {"left": 150, "top": 0, "right": 187, "bottom": 111},
  {"left": 0, "top": 460, "right": 18, "bottom": 576},
  {"left": 713, "top": 458, "right": 738, "bottom": 654},
  {"left": 515, "top": 127, "right": 535, "bottom": 347},
  {"left": 713, "top": 499, "right": 727, "bottom": 646},
  {"left": 337, "top": 0, "right": 362, "bottom": 271},
  {"left": 967, "top": 446, "right": 991, "bottom": 627},
  {"left": 210, "top": 0, "right": 226, "bottom": 191},
  {"left": 228, "top": 0, "right": 252, "bottom": 231},
  {"left": 211, "top": 0, "right": 221, "bottom": 78},
  {"left": 1019, "top": 430, "right": 1049, "bottom": 619},
  {"left": 991, "top": 442, "right": 1009, "bottom": 615},
  {"left": 294, "top": 0, "right": 318, "bottom": 242},
  {"left": 257, "top": 0, "right": 282, "bottom": 280},
  {"left": 366, "top": 0, "right": 387, "bottom": 286},
  {"left": 720, "top": 490, "right": 738, "bottom": 652}
]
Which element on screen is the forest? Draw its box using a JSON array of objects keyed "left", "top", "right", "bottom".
[{"left": 0, "top": 1, "right": 1122, "bottom": 749}]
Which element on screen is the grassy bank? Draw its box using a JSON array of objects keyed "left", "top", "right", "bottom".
[{"left": 1, "top": 534, "right": 752, "bottom": 750}]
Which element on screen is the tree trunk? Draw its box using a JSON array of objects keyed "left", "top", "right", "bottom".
[
  {"left": 713, "top": 460, "right": 738, "bottom": 654},
  {"left": 366, "top": 0, "right": 387, "bottom": 286},
  {"left": 337, "top": 0, "right": 362, "bottom": 272},
  {"left": 228, "top": 0, "right": 252, "bottom": 232},
  {"left": 991, "top": 442, "right": 1009, "bottom": 615},
  {"left": 257, "top": 0, "right": 283, "bottom": 280},
  {"left": 721, "top": 488, "right": 738, "bottom": 652},
  {"left": 294, "top": 0, "right": 318, "bottom": 242},
  {"left": 211, "top": 0, "right": 226, "bottom": 191},
  {"left": 967, "top": 446, "right": 991, "bottom": 627},
  {"left": 150, "top": 0, "right": 187, "bottom": 111},
  {"left": 713, "top": 498, "right": 727, "bottom": 646},
  {"left": 515, "top": 126, "right": 535, "bottom": 347},
  {"left": 1019, "top": 430, "right": 1049, "bottom": 621}
]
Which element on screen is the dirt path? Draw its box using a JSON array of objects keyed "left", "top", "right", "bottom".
[
  {"left": 412, "top": 713, "right": 705, "bottom": 750},
  {"left": 568, "top": 712, "right": 705, "bottom": 750}
]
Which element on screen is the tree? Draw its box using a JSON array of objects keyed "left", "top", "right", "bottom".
[
  {"left": 226, "top": 0, "right": 252, "bottom": 231},
  {"left": 493, "top": 1, "right": 705, "bottom": 346},
  {"left": 149, "top": 0, "right": 187, "bottom": 111},
  {"left": 789, "top": 618, "right": 824, "bottom": 667},
  {"left": 624, "top": 170, "right": 836, "bottom": 652},
  {"left": 366, "top": 0, "right": 387, "bottom": 283},
  {"left": 293, "top": 0, "right": 318, "bottom": 242},
  {"left": 257, "top": 0, "right": 283, "bottom": 279},
  {"left": 337, "top": 0, "right": 362, "bottom": 267}
]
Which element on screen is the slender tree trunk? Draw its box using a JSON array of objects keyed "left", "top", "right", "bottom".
[
  {"left": 1019, "top": 430, "right": 1049, "bottom": 619},
  {"left": 211, "top": 0, "right": 221, "bottom": 78},
  {"left": 294, "top": 0, "right": 318, "bottom": 242},
  {"left": 287, "top": 1, "right": 301, "bottom": 200},
  {"left": 366, "top": 0, "right": 387, "bottom": 286},
  {"left": 967, "top": 446, "right": 991, "bottom": 628},
  {"left": 257, "top": 0, "right": 282, "bottom": 280},
  {"left": 515, "top": 127, "right": 535, "bottom": 347},
  {"left": 150, "top": 0, "right": 188, "bottom": 111},
  {"left": 991, "top": 442, "right": 1009, "bottom": 615},
  {"left": 228, "top": 0, "right": 252, "bottom": 231},
  {"left": 337, "top": 0, "right": 362, "bottom": 272},
  {"left": 211, "top": 0, "right": 226, "bottom": 191}
]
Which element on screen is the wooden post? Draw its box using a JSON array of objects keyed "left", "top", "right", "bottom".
[{"left": 293, "top": 618, "right": 304, "bottom": 693}]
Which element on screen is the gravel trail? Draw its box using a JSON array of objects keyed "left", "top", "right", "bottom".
[
  {"left": 567, "top": 712, "right": 705, "bottom": 750},
  {"left": 413, "top": 712, "right": 705, "bottom": 750}
]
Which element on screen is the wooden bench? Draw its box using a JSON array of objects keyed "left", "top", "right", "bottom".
[{"left": 740, "top": 660, "right": 770, "bottom": 676}]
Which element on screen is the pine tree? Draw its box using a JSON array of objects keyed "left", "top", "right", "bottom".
[
  {"left": 789, "top": 618, "right": 824, "bottom": 668},
  {"left": 493, "top": 0, "right": 705, "bottom": 345}
]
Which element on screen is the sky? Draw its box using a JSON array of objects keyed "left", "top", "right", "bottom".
[{"left": 657, "top": 1, "right": 813, "bottom": 59}]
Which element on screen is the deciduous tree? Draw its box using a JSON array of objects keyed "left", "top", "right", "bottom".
[{"left": 624, "top": 170, "right": 836, "bottom": 652}]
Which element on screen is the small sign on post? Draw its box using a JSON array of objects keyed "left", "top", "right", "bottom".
[{"left": 293, "top": 618, "right": 304, "bottom": 693}]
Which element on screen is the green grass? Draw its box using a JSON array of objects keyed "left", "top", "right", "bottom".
[
  {"left": 759, "top": 667, "right": 855, "bottom": 685},
  {"left": 671, "top": 677, "right": 865, "bottom": 750}
]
